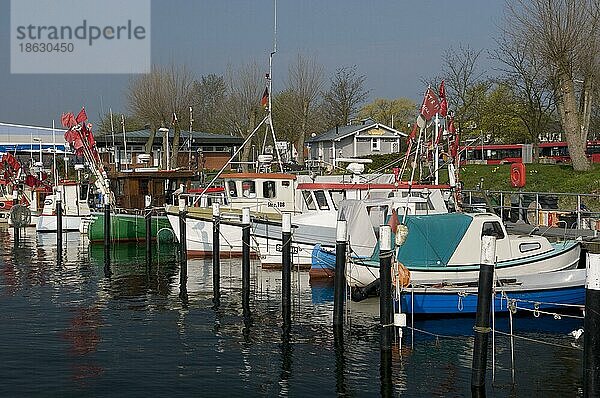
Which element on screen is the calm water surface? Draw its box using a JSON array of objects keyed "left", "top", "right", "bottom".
[{"left": 0, "top": 228, "right": 584, "bottom": 397}]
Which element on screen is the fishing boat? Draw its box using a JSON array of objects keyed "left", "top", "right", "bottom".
[
  {"left": 37, "top": 181, "right": 92, "bottom": 232},
  {"left": 396, "top": 268, "right": 585, "bottom": 315},
  {"left": 311, "top": 211, "right": 581, "bottom": 287}
]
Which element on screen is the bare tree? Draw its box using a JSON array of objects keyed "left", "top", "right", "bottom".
[
  {"left": 492, "top": 35, "right": 556, "bottom": 161},
  {"left": 504, "top": 0, "right": 600, "bottom": 170},
  {"left": 127, "top": 64, "right": 195, "bottom": 168},
  {"left": 283, "top": 54, "right": 324, "bottom": 165},
  {"left": 222, "top": 61, "right": 265, "bottom": 171},
  {"left": 442, "top": 45, "right": 491, "bottom": 138},
  {"left": 358, "top": 97, "right": 416, "bottom": 131},
  {"left": 193, "top": 74, "right": 227, "bottom": 133},
  {"left": 323, "top": 65, "right": 369, "bottom": 126}
]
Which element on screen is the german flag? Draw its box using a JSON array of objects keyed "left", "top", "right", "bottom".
[{"left": 260, "top": 87, "right": 269, "bottom": 109}]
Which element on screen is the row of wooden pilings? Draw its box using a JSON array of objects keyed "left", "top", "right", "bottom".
[{"left": 91, "top": 197, "right": 600, "bottom": 397}]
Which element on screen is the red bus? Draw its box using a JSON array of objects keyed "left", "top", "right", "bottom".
[{"left": 463, "top": 141, "right": 600, "bottom": 164}]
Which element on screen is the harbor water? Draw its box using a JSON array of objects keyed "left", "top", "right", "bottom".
[{"left": 0, "top": 228, "right": 584, "bottom": 396}]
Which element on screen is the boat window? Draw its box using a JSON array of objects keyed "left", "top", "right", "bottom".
[
  {"left": 79, "top": 183, "right": 89, "bottom": 201},
  {"left": 329, "top": 190, "right": 345, "bottom": 210},
  {"left": 282, "top": 181, "right": 290, "bottom": 187},
  {"left": 242, "top": 180, "right": 256, "bottom": 198},
  {"left": 481, "top": 221, "right": 505, "bottom": 239},
  {"left": 314, "top": 190, "right": 329, "bottom": 210},
  {"left": 228, "top": 181, "right": 238, "bottom": 198},
  {"left": 519, "top": 242, "right": 541, "bottom": 253},
  {"left": 303, "top": 190, "right": 316, "bottom": 210},
  {"left": 263, "top": 181, "right": 276, "bottom": 199}
]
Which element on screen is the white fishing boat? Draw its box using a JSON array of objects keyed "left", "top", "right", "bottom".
[
  {"left": 37, "top": 181, "right": 91, "bottom": 232},
  {"left": 338, "top": 212, "right": 581, "bottom": 288}
]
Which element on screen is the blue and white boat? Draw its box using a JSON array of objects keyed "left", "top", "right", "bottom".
[
  {"left": 311, "top": 204, "right": 581, "bottom": 286},
  {"left": 396, "top": 268, "right": 585, "bottom": 315}
]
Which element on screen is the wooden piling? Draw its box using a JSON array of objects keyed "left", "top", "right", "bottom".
[
  {"left": 213, "top": 203, "right": 221, "bottom": 305},
  {"left": 471, "top": 235, "right": 497, "bottom": 395},
  {"left": 584, "top": 253, "right": 600, "bottom": 397},
  {"left": 282, "top": 212, "right": 292, "bottom": 330},
  {"left": 333, "top": 219, "right": 347, "bottom": 329},
  {"left": 242, "top": 208, "right": 251, "bottom": 314},
  {"left": 379, "top": 225, "right": 393, "bottom": 350},
  {"left": 179, "top": 198, "right": 188, "bottom": 283}
]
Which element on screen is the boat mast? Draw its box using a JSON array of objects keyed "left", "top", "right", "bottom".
[
  {"left": 189, "top": 106, "right": 193, "bottom": 169},
  {"left": 110, "top": 108, "right": 117, "bottom": 169},
  {"left": 121, "top": 114, "right": 128, "bottom": 170},
  {"left": 266, "top": 0, "right": 284, "bottom": 172},
  {"left": 52, "top": 120, "right": 58, "bottom": 185}
]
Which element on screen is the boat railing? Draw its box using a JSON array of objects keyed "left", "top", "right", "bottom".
[{"left": 461, "top": 188, "right": 600, "bottom": 231}]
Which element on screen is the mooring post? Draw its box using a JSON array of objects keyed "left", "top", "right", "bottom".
[
  {"left": 179, "top": 198, "right": 188, "bottom": 283},
  {"left": 145, "top": 195, "right": 152, "bottom": 265},
  {"left": 12, "top": 190, "right": 19, "bottom": 243},
  {"left": 471, "top": 235, "right": 497, "bottom": 396},
  {"left": 379, "top": 224, "right": 393, "bottom": 350},
  {"left": 584, "top": 252, "right": 600, "bottom": 397},
  {"left": 379, "top": 224, "right": 394, "bottom": 397},
  {"left": 282, "top": 212, "right": 292, "bottom": 330},
  {"left": 213, "top": 203, "right": 221, "bottom": 306},
  {"left": 333, "top": 219, "right": 347, "bottom": 329},
  {"left": 56, "top": 189, "right": 63, "bottom": 249},
  {"left": 103, "top": 194, "right": 111, "bottom": 273},
  {"left": 242, "top": 207, "right": 251, "bottom": 314}
]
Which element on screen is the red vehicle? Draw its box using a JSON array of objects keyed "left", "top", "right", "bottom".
[{"left": 463, "top": 141, "right": 600, "bottom": 164}]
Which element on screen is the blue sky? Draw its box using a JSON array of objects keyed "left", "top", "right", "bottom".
[{"left": 0, "top": 0, "right": 505, "bottom": 128}]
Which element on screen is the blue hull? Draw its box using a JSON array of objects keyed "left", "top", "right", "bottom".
[
  {"left": 311, "top": 244, "right": 336, "bottom": 274},
  {"left": 399, "top": 286, "right": 585, "bottom": 314}
]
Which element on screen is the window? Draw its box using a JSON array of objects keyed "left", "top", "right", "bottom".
[
  {"left": 481, "top": 221, "right": 505, "bottom": 239},
  {"left": 314, "top": 190, "right": 329, "bottom": 210},
  {"left": 79, "top": 183, "right": 89, "bottom": 201},
  {"left": 303, "top": 190, "right": 316, "bottom": 210},
  {"left": 371, "top": 138, "right": 381, "bottom": 151},
  {"left": 519, "top": 242, "right": 541, "bottom": 253},
  {"left": 263, "top": 181, "right": 276, "bottom": 198},
  {"left": 282, "top": 181, "right": 290, "bottom": 187},
  {"left": 242, "top": 180, "right": 256, "bottom": 198},
  {"left": 329, "top": 190, "right": 345, "bottom": 210},
  {"left": 228, "top": 181, "right": 238, "bottom": 198}
]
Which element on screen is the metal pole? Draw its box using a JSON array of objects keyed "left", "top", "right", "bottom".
[
  {"left": 213, "top": 203, "right": 221, "bottom": 306},
  {"left": 179, "top": 198, "right": 188, "bottom": 283},
  {"left": 471, "top": 236, "right": 497, "bottom": 396},
  {"left": 577, "top": 195, "right": 582, "bottom": 229},
  {"left": 282, "top": 212, "right": 292, "bottom": 331},
  {"left": 56, "top": 189, "right": 63, "bottom": 249},
  {"left": 379, "top": 225, "right": 393, "bottom": 350},
  {"left": 145, "top": 195, "right": 152, "bottom": 265},
  {"left": 584, "top": 252, "right": 600, "bottom": 397},
  {"left": 333, "top": 219, "right": 347, "bottom": 329},
  {"left": 242, "top": 208, "right": 251, "bottom": 313}
]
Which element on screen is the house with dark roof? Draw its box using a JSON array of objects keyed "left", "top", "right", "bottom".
[
  {"left": 95, "top": 129, "right": 243, "bottom": 171},
  {"left": 306, "top": 119, "right": 407, "bottom": 166}
]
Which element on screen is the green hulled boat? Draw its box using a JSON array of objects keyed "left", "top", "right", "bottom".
[{"left": 87, "top": 212, "right": 175, "bottom": 243}]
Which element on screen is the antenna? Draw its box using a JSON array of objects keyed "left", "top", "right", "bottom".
[
  {"left": 121, "top": 114, "right": 128, "bottom": 170},
  {"left": 189, "top": 106, "right": 193, "bottom": 169},
  {"left": 110, "top": 108, "right": 116, "bottom": 168},
  {"left": 267, "top": 0, "right": 284, "bottom": 172}
]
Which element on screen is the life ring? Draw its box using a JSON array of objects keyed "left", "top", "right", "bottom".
[
  {"left": 392, "top": 261, "right": 411, "bottom": 288},
  {"left": 510, "top": 163, "right": 526, "bottom": 188}
]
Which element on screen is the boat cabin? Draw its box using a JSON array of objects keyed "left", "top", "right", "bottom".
[
  {"left": 219, "top": 173, "right": 299, "bottom": 214},
  {"left": 42, "top": 181, "right": 91, "bottom": 216}
]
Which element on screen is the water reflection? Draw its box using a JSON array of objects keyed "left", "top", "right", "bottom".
[{"left": 0, "top": 227, "right": 586, "bottom": 397}]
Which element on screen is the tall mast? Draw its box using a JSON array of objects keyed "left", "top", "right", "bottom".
[
  {"left": 267, "top": 0, "right": 284, "bottom": 172},
  {"left": 121, "top": 114, "right": 128, "bottom": 170},
  {"left": 189, "top": 106, "right": 193, "bottom": 169},
  {"left": 52, "top": 120, "right": 58, "bottom": 185},
  {"left": 110, "top": 108, "right": 116, "bottom": 168}
]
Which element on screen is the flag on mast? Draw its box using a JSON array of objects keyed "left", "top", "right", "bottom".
[
  {"left": 260, "top": 87, "right": 269, "bottom": 109},
  {"left": 420, "top": 87, "right": 440, "bottom": 120},
  {"left": 438, "top": 80, "right": 448, "bottom": 117}
]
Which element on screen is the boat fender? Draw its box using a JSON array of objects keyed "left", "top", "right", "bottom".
[{"left": 392, "top": 262, "right": 411, "bottom": 288}]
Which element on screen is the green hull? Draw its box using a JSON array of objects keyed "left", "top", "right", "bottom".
[{"left": 88, "top": 212, "right": 175, "bottom": 243}]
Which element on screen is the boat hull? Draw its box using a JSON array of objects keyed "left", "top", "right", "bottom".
[
  {"left": 87, "top": 213, "right": 174, "bottom": 243},
  {"left": 37, "top": 214, "right": 84, "bottom": 232},
  {"left": 398, "top": 269, "right": 586, "bottom": 314}
]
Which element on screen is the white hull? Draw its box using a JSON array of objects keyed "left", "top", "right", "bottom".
[
  {"left": 37, "top": 214, "right": 85, "bottom": 232},
  {"left": 346, "top": 241, "right": 582, "bottom": 287},
  {"left": 167, "top": 214, "right": 260, "bottom": 256}
]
